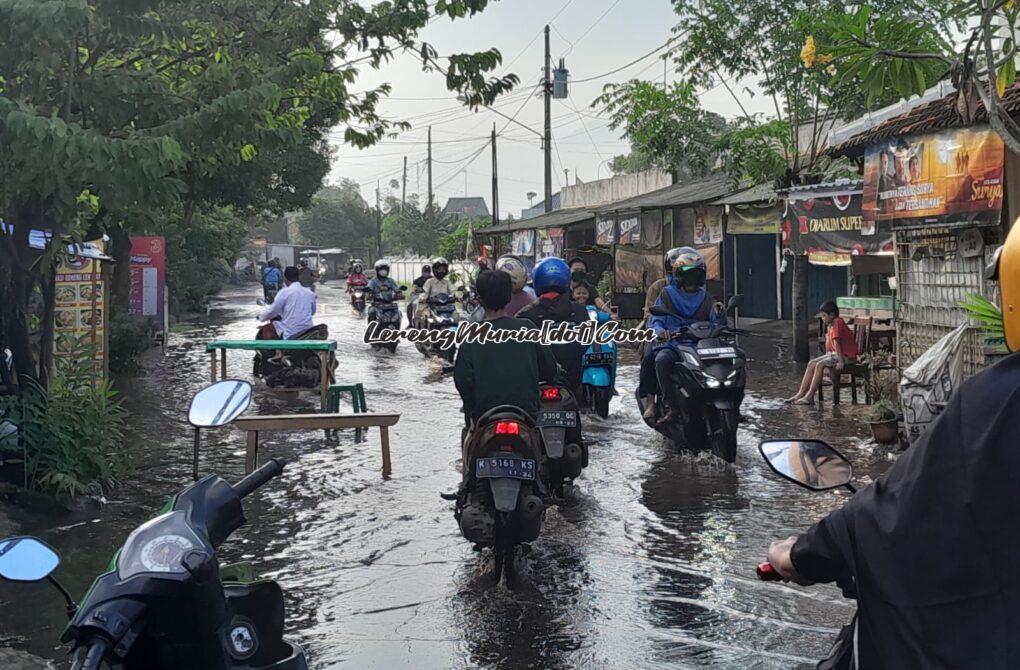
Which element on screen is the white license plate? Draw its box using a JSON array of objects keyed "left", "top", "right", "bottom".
[{"left": 699, "top": 347, "right": 736, "bottom": 357}]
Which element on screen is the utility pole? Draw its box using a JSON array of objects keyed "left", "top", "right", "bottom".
[
  {"left": 491, "top": 123, "right": 499, "bottom": 228},
  {"left": 543, "top": 25, "right": 552, "bottom": 213},
  {"left": 401, "top": 155, "right": 407, "bottom": 214},
  {"left": 375, "top": 180, "right": 382, "bottom": 263},
  {"left": 427, "top": 125, "right": 434, "bottom": 222}
]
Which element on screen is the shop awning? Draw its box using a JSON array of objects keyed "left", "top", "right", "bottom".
[
  {"left": 712, "top": 183, "right": 775, "bottom": 205},
  {"left": 473, "top": 208, "right": 595, "bottom": 237},
  {"left": 596, "top": 173, "right": 733, "bottom": 213}
]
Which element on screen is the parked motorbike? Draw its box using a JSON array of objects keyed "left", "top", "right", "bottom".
[
  {"left": 537, "top": 383, "right": 587, "bottom": 498},
  {"left": 756, "top": 438, "right": 858, "bottom": 669},
  {"left": 635, "top": 295, "right": 747, "bottom": 463},
  {"left": 415, "top": 293, "right": 460, "bottom": 362},
  {"left": 367, "top": 284, "right": 406, "bottom": 353},
  {"left": 0, "top": 382, "right": 307, "bottom": 670},
  {"left": 253, "top": 301, "right": 336, "bottom": 389},
  {"left": 581, "top": 306, "right": 617, "bottom": 419},
  {"left": 454, "top": 405, "right": 546, "bottom": 583}
]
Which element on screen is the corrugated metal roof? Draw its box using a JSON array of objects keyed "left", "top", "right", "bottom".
[
  {"left": 829, "top": 80, "right": 1020, "bottom": 157},
  {"left": 596, "top": 174, "right": 733, "bottom": 212},
  {"left": 711, "top": 183, "right": 775, "bottom": 205},
  {"left": 473, "top": 207, "right": 595, "bottom": 236}
]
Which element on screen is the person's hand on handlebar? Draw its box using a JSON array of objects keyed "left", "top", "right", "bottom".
[
  {"left": 657, "top": 329, "right": 672, "bottom": 341},
  {"left": 767, "top": 535, "right": 814, "bottom": 585}
]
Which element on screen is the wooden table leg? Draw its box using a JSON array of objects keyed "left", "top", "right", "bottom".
[
  {"left": 210, "top": 350, "right": 217, "bottom": 383},
  {"left": 380, "top": 426, "right": 392, "bottom": 478},
  {"left": 245, "top": 430, "right": 259, "bottom": 474},
  {"left": 319, "top": 351, "right": 329, "bottom": 412},
  {"left": 220, "top": 349, "right": 227, "bottom": 379}
]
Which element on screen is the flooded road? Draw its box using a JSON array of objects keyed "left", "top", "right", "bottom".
[{"left": 0, "top": 282, "right": 899, "bottom": 668}]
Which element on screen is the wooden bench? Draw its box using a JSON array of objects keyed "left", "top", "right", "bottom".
[
  {"left": 206, "top": 339, "right": 337, "bottom": 410},
  {"left": 233, "top": 413, "right": 400, "bottom": 477}
]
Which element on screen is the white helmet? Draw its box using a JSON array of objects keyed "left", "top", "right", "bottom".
[{"left": 496, "top": 255, "right": 528, "bottom": 292}]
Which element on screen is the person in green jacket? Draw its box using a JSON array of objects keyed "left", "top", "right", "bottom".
[{"left": 453, "top": 269, "right": 557, "bottom": 425}]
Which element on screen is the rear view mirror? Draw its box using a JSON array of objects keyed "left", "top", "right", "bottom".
[
  {"left": 759, "top": 439, "right": 853, "bottom": 491},
  {"left": 188, "top": 380, "right": 253, "bottom": 427},
  {"left": 648, "top": 305, "right": 670, "bottom": 317},
  {"left": 727, "top": 294, "right": 744, "bottom": 311},
  {"left": 0, "top": 537, "right": 60, "bottom": 582}
]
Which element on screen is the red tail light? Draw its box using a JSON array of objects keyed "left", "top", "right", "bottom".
[
  {"left": 541, "top": 387, "right": 560, "bottom": 401},
  {"left": 494, "top": 421, "right": 520, "bottom": 435}
]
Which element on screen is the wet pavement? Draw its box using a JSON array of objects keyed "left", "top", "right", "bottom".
[{"left": 0, "top": 282, "right": 901, "bottom": 668}]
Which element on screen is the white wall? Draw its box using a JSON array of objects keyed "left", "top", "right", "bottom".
[{"left": 560, "top": 169, "right": 672, "bottom": 209}]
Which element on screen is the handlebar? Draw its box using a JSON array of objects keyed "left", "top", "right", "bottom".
[
  {"left": 233, "top": 458, "right": 286, "bottom": 499},
  {"left": 71, "top": 637, "right": 110, "bottom": 670},
  {"left": 756, "top": 562, "right": 782, "bottom": 581}
]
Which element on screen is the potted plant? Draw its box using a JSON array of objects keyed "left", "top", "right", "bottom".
[{"left": 867, "top": 399, "right": 899, "bottom": 444}]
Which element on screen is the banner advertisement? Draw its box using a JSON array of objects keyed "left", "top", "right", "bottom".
[
  {"left": 53, "top": 241, "right": 107, "bottom": 381},
  {"left": 640, "top": 210, "right": 663, "bottom": 248},
  {"left": 510, "top": 229, "right": 535, "bottom": 257},
  {"left": 614, "top": 246, "right": 661, "bottom": 295},
  {"left": 695, "top": 244, "right": 721, "bottom": 279},
  {"left": 783, "top": 192, "right": 894, "bottom": 264},
  {"left": 129, "top": 236, "right": 167, "bottom": 331},
  {"left": 595, "top": 217, "right": 617, "bottom": 246},
  {"left": 693, "top": 206, "right": 724, "bottom": 245},
  {"left": 546, "top": 227, "right": 565, "bottom": 258},
  {"left": 862, "top": 126, "right": 1004, "bottom": 227},
  {"left": 728, "top": 204, "right": 780, "bottom": 234},
  {"left": 617, "top": 215, "right": 641, "bottom": 245}
]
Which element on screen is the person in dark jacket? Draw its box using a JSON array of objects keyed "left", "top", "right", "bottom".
[
  {"left": 516, "top": 257, "right": 588, "bottom": 394},
  {"left": 763, "top": 226, "right": 1020, "bottom": 668}
]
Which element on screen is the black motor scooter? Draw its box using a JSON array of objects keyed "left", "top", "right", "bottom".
[
  {"left": 0, "top": 382, "right": 306, "bottom": 669},
  {"left": 367, "top": 284, "right": 406, "bottom": 353},
  {"left": 537, "top": 383, "right": 587, "bottom": 498},
  {"left": 636, "top": 295, "right": 748, "bottom": 462},
  {"left": 756, "top": 438, "right": 858, "bottom": 669},
  {"left": 454, "top": 405, "right": 547, "bottom": 584},
  {"left": 415, "top": 293, "right": 460, "bottom": 362}
]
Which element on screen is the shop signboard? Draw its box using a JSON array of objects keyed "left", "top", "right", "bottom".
[
  {"left": 862, "top": 126, "right": 1004, "bottom": 227},
  {"left": 595, "top": 216, "right": 617, "bottom": 246},
  {"left": 783, "top": 192, "right": 894, "bottom": 264},
  {"left": 53, "top": 241, "right": 107, "bottom": 381},
  {"left": 129, "top": 236, "right": 167, "bottom": 331},
  {"left": 728, "top": 204, "right": 780, "bottom": 234}
]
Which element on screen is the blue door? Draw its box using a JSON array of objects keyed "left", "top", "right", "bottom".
[
  {"left": 733, "top": 234, "right": 778, "bottom": 319},
  {"left": 781, "top": 262, "right": 849, "bottom": 318}
]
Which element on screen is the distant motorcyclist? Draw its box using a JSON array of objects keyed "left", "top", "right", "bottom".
[
  {"left": 347, "top": 262, "right": 368, "bottom": 293},
  {"left": 763, "top": 225, "right": 1020, "bottom": 669},
  {"left": 417, "top": 257, "right": 457, "bottom": 325},
  {"left": 495, "top": 255, "right": 536, "bottom": 316},
  {"left": 367, "top": 260, "right": 403, "bottom": 318},
  {"left": 261, "top": 260, "right": 282, "bottom": 302},
  {"left": 638, "top": 247, "right": 724, "bottom": 423},
  {"left": 568, "top": 257, "right": 609, "bottom": 312},
  {"left": 517, "top": 257, "right": 588, "bottom": 393},
  {"left": 298, "top": 259, "right": 316, "bottom": 289},
  {"left": 413, "top": 264, "right": 432, "bottom": 290}
]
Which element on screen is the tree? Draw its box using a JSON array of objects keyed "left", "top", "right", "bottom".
[
  {"left": 382, "top": 195, "right": 453, "bottom": 256},
  {"left": 0, "top": 0, "right": 519, "bottom": 384},
  {"left": 815, "top": 4, "right": 1020, "bottom": 154},
  {"left": 296, "top": 181, "right": 375, "bottom": 250},
  {"left": 608, "top": 146, "right": 656, "bottom": 175}
]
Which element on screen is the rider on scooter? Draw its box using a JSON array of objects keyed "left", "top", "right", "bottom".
[
  {"left": 367, "top": 260, "right": 402, "bottom": 302},
  {"left": 638, "top": 247, "right": 725, "bottom": 423},
  {"left": 495, "top": 255, "right": 536, "bottom": 316},
  {"left": 347, "top": 262, "right": 368, "bottom": 293},
  {"left": 763, "top": 224, "right": 1020, "bottom": 668},
  {"left": 416, "top": 257, "right": 457, "bottom": 326},
  {"left": 257, "top": 266, "right": 316, "bottom": 339}
]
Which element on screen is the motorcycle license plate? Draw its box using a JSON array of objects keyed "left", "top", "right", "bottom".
[
  {"left": 475, "top": 457, "right": 536, "bottom": 480},
  {"left": 539, "top": 410, "right": 577, "bottom": 428},
  {"left": 699, "top": 347, "right": 736, "bottom": 358},
  {"left": 584, "top": 351, "right": 614, "bottom": 366}
]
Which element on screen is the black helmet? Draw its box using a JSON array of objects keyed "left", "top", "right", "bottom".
[
  {"left": 421, "top": 264, "right": 432, "bottom": 274},
  {"left": 666, "top": 247, "right": 707, "bottom": 288}
]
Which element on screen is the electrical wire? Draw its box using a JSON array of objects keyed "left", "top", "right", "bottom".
[
  {"left": 570, "top": 34, "right": 683, "bottom": 84},
  {"left": 560, "top": 0, "right": 624, "bottom": 58}
]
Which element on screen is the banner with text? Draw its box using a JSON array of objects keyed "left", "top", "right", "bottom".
[
  {"left": 784, "top": 192, "right": 894, "bottom": 264},
  {"left": 129, "top": 236, "right": 167, "bottom": 331},
  {"left": 53, "top": 242, "right": 107, "bottom": 381},
  {"left": 862, "top": 126, "right": 1004, "bottom": 227}
]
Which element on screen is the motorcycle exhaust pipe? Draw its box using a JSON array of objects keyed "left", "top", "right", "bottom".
[
  {"left": 562, "top": 443, "right": 584, "bottom": 479},
  {"left": 517, "top": 494, "right": 544, "bottom": 542}
]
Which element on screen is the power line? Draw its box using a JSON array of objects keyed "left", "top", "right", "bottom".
[
  {"left": 560, "top": 0, "right": 624, "bottom": 58},
  {"left": 570, "top": 34, "right": 681, "bottom": 84}
]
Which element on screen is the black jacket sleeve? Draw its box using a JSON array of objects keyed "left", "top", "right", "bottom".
[
  {"left": 536, "top": 343, "right": 558, "bottom": 385},
  {"left": 791, "top": 512, "right": 850, "bottom": 585}
]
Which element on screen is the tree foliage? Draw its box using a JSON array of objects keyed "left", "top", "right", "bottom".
[
  {"left": 382, "top": 195, "right": 455, "bottom": 256},
  {"left": 296, "top": 181, "right": 375, "bottom": 251}
]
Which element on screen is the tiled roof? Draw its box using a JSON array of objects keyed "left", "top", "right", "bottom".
[{"left": 829, "top": 81, "right": 1020, "bottom": 157}]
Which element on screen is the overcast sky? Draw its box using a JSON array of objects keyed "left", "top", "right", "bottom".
[{"left": 328, "top": 0, "right": 774, "bottom": 216}]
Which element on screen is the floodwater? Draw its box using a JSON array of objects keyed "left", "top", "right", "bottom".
[{"left": 0, "top": 283, "right": 899, "bottom": 668}]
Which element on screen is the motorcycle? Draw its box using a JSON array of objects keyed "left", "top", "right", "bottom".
[
  {"left": 537, "top": 383, "right": 587, "bottom": 498},
  {"left": 460, "top": 289, "right": 485, "bottom": 323},
  {"left": 415, "top": 293, "right": 460, "bottom": 362},
  {"left": 454, "top": 405, "right": 546, "bottom": 584},
  {"left": 635, "top": 295, "right": 747, "bottom": 463},
  {"left": 253, "top": 302, "right": 337, "bottom": 389},
  {"left": 580, "top": 306, "right": 617, "bottom": 419},
  {"left": 317, "top": 267, "right": 327, "bottom": 284},
  {"left": 0, "top": 382, "right": 308, "bottom": 670},
  {"left": 756, "top": 438, "right": 858, "bottom": 669},
  {"left": 349, "top": 286, "right": 367, "bottom": 314},
  {"left": 367, "top": 284, "right": 406, "bottom": 353}
]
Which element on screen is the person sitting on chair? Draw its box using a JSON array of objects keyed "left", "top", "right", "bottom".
[{"left": 786, "top": 301, "right": 860, "bottom": 406}]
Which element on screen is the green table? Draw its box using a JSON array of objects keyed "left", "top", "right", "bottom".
[{"left": 206, "top": 339, "right": 338, "bottom": 410}]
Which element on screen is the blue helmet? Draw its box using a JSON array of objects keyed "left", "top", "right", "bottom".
[{"left": 533, "top": 257, "right": 571, "bottom": 294}]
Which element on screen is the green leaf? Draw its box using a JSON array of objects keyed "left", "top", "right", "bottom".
[{"left": 997, "top": 58, "right": 1017, "bottom": 98}]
